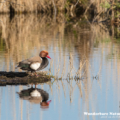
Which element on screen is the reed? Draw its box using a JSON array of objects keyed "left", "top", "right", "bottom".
[
  {"left": 0, "top": 0, "right": 71, "bottom": 13},
  {"left": 84, "top": 0, "right": 120, "bottom": 25}
]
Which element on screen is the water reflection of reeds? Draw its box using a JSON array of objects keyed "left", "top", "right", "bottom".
[
  {"left": 0, "top": 14, "right": 65, "bottom": 71},
  {"left": 0, "top": 14, "right": 120, "bottom": 76}
]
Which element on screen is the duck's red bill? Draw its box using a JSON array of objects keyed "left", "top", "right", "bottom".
[
  {"left": 47, "top": 55, "right": 51, "bottom": 59},
  {"left": 47, "top": 100, "right": 51, "bottom": 104}
]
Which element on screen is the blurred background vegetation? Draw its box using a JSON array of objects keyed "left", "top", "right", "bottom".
[{"left": 0, "top": 0, "right": 120, "bottom": 24}]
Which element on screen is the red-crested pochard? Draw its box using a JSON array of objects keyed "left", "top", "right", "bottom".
[
  {"left": 16, "top": 50, "right": 51, "bottom": 76},
  {"left": 17, "top": 86, "right": 51, "bottom": 107}
]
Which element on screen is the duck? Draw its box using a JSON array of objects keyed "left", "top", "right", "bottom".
[
  {"left": 16, "top": 50, "right": 51, "bottom": 76},
  {"left": 17, "top": 85, "right": 51, "bottom": 107}
]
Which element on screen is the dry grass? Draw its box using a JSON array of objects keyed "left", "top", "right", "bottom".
[
  {"left": 0, "top": 0, "right": 67, "bottom": 13},
  {"left": 84, "top": 0, "right": 120, "bottom": 24}
]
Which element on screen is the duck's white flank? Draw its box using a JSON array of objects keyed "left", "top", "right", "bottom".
[
  {"left": 30, "top": 90, "right": 41, "bottom": 97},
  {"left": 30, "top": 62, "right": 41, "bottom": 70}
]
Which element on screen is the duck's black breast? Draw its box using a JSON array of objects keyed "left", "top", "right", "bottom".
[
  {"left": 37, "top": 57, "right": 49, "bottom": 71},
  {"left": 36, "top": 88, "right": 49, "bottom": 101}
]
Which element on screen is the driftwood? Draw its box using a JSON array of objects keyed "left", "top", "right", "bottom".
[{"left": 0, "top": 71, "right": 52, "bottom": 86}]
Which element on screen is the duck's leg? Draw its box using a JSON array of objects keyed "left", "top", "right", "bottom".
[
  {"left": 34, "top": 71, "right": 39, "bottom": 77},
  {"left": 30, "top": 71, "right": 34, "bottom": 76},
  {"left": 30, "top": 71, "right": 38, "bottom": 77},
  {"left": 31, "top": 83, "right": 33, "bottom": 88},
  {"left": 35, "top": 84, "right": 37, "bottom": 88}
]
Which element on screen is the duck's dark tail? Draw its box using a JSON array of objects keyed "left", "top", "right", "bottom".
[{"left": 15, "top": 63, "right": 19, "bottom": 69}]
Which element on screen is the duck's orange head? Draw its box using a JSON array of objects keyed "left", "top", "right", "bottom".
[
  {"left": 40, "top": 100, "right": 51, "bottom": 108},
  {"left": 39, "top": 50, "right": 51, "bottom": 59}
]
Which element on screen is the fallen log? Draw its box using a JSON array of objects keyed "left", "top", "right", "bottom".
[{"left": 0, "top": 71, "right": 52, "bottom": 86}]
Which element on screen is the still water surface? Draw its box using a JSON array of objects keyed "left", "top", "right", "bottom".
[{"left": 0, "top": 14, "right": 120, "bottom": 120}]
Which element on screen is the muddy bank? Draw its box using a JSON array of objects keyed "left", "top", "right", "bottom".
[{"left": 0, "top": 71, "right": 52, "bottom": 86}]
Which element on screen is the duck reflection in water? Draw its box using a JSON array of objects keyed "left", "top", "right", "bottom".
[{"left": 17, "top": 84, "right": 51, "bottom": 108}]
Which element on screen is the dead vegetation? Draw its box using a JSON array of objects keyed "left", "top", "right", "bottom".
[
  {"left": 0, "top": 0, "right": 79, "bottom": 13},
  {"left": 0, "top": 0, "right": 120, "bottom": 27}
]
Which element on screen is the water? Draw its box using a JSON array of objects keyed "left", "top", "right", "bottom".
[{"left": 0, "top": 14, "right": 120, "bottom": 120}]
